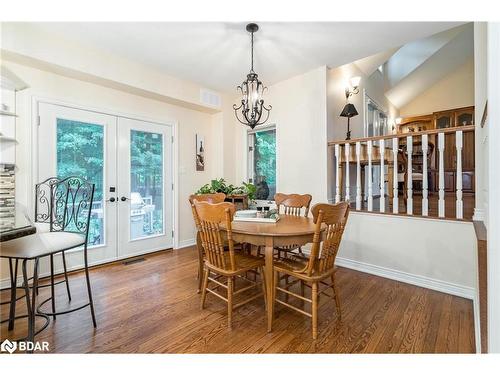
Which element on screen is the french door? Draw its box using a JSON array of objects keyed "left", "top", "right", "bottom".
[
  {"left": 116, "top": 117, "right": 173, "bottom": 258},
  {"left": 38, "top": 103, "right": 173, "bottom": 268}
]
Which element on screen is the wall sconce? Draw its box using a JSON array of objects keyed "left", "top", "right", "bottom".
[{"left": 345, "top": 76, "right": 361, "bottom": 100}]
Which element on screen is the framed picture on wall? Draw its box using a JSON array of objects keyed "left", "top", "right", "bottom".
[{"left": 196, "top": 134, "right": 205, "bottom": 171}]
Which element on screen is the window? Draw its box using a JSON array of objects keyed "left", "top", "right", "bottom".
[{"left": 247, "top": 126, "right": 276, "bottom": 201}]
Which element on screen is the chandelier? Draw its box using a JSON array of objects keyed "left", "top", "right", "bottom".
[{"left": 233, "top": 23, "right": 272, "bottom": 129}]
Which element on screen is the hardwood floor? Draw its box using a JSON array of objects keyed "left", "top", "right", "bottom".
[{"left": 0, "top": 247, "right": 475, "bottom": 353}]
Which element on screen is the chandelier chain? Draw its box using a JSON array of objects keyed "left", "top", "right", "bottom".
[{"left": 250, "top": 30, "right": 254, "bottom": 73}]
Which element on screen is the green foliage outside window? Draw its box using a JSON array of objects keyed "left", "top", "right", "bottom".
[
  {"left": 57, "top": 119, "right": 104, "bottom": 245},
  {"left": 254, "top": 130, "right": 276, "bottom": 189}
]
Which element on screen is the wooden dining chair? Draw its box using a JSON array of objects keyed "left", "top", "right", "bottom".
[
  {"left": 272, "top": 201, "right": 349, "bottom": 339},
  {"left": 189, "top": 193, "right": 226, "bottom": 293},
  {"left": 192, "top": 201, "right": 266, "bottom": 328},
  {"left": 274, "top": 193, "right": 312, "bottom": 258}
]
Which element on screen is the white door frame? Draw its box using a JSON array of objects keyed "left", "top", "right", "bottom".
[{"left": 30, "top": 96, "right": 179, "bottom": 257}]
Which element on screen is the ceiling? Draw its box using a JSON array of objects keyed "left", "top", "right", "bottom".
[
  {"left": 384, "top": 23, "right": 474, "bottom": 108},
  {"left": 23, "top": 22, "right": 465, "bottom": 93}
]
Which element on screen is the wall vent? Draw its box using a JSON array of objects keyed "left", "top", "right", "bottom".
[{"left": 200, "top": 88, "right": 221, "bottom": 108}]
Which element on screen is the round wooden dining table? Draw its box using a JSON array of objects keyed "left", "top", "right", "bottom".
[{"left": 226, "top": 215, "right": 321, "bottom": 332}]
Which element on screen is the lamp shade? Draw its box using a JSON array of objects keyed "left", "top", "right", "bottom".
[{"left": 340, "top": 103, "right": 359, "bottom": 118}]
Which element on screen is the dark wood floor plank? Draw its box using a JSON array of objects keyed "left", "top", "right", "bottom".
[{"left": 0, "top": 247, "right": 475, "bottom": 353}]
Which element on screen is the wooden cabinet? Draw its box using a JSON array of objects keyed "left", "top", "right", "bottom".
[
  {"left": 455, "top": 107, "right": 475, "bottom": 127},
  {"left": 399, "top": 106, "right": 475, "bottom": 194},
  {"left": 444, "top": 171, "right": 455, "bottom": 192},
  {"left": 397, "top": 115, "right": 433, "bottom": 134},
  {"left": 434, "top": 110, "right": 454, "bottom": 129}
]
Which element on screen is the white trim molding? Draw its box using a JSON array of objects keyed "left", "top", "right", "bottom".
[
  {"left": 336, "top": 256, "right": 476, "bottom": 300},
  {"left": 473, "top": 208, "right": 486, "bottom": 222},
  {"left": 176, "top": 238, "right": 196, "bottom": 250}
]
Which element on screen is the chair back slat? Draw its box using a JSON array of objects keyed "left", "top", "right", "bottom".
[
  {"left": 189, "top": 193, "right": 226, "bottom": 205},
  {"left": 274, "top": 193, "right": 312, "bottom": 217},
  {"left": 50, "top": 177, "right": 95, "bottom": 241},
  {"left": 192, "top": 201, "right": 236, "bottom": 271},
  {"left": 35, "top": 177, "right": 61, "bottom": 224},
  {"left": 305, "top": 202, "right": 349, "bottom": 276}
]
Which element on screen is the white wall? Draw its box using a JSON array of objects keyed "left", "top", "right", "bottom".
[
  {"left": 487, "top": 22, "right": 500, "bottom": 354},
  {"left": 0, "top": 60, "right": 222, "bottom": 282},
  {"left": 474, "top": 23, "right": 489, "bottom": 225},
  {"left": 400, "top": 58, "right": 475, "bottom": 117},
  {"left": 327, "top": 62, "right": 399, "bottom": 142},
  {"left": 338, "top": 213, "right": 477, "bottom": 298},
  {"left": 231, "top": 66, "right": 329, "bottom": 204}
]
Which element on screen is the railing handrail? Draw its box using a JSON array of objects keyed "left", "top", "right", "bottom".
[{"left": 327, "top": 125, "right": 475, "bottom": 146}]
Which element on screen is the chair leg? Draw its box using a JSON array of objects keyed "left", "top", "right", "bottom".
[
  {"left": 300, "top": 280, "right": 305, "bottom": 307},
  {"left": 284, "top": 275, "right": 290, "bottom": 303},
  {"left": 50, "top": 254, "right": 56, "bottom": 321},
  {"left": 22, "top": 258, "right": 38, "bottom": 351},
  {"left": 227, "top": 276, "right": 233, "bottom": 329},
  {"left": 83, "top": 246, "right": 97, "bottom": 328},
  {"left": 200, "top": 269, "right": 209, "bottom": 309},
  {"left": 331, "top": 275, "right": 342, "bottom": 319},
  {"left": 260, "top": 267, "right": 267, "bottom": 311},
  {"left": 62, "top": 251, "right": 72, "bottom": 301},
  {"left": 196, "top": 233, "right": 204, "bottom": 294},
  {"left": 7, "top": 259, "right": 18, "bottom": 331},
  {"left": 271, "top": 269, "right": 279, "bottom": 330},
  {"left": 312, "top": 282, "right": 318, "bottom": 340}
]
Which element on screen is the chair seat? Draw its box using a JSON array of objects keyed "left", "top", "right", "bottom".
[
  {"left": 274, "top": 256, "right": 308, "bottom": 272},
  {"left": 0, "top": 232, "right": 85, "bottom": 259},
  {"left": 205, "top": 252, "right": 265, "bottom": 276},
  {"left": 34, "top": 222, "right": 51, "bottom": 233},
  {"left": 274, "top": 255, "right": 338, "bottom": 281}
]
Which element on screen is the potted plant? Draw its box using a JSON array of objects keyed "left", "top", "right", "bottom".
[{"left": 194, "top": 178, "right": 256, "bottom": 208}]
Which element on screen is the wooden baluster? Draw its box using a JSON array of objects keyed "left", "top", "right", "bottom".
[
  {"left": 456, "top": 131, "right": 463, "bottom": 219},
  {"left": 367, "top": 140, "right": 373, "bottom": 211},
  {"left": 345, "top": 143, "right": 350, "bottom": 202},
  {"left": 422, "top": 134, "right": 429, "bottom": 216},
  {"left": 335, "top": 144, "right": 340, "bottom": 203},
  {"left": 379, "top": 139, "right": 385, "bottom": 213},
  {"left": 438, "top": 132, "right": 445, "bottom": 218},
  {"left": 406, "top": 136, "right": 413, "bottom": 215},
  {"left": 392, "top": 137, "right": 398, "bottom": 214},
  {"left": 356, "top": 142, "right": 362, "bottom": 210}
]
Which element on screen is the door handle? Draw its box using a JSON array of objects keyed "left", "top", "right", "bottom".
[
  {"left": 106, "top": 197, "right": 116, "bottom": 203},
  {"left": 120, "top": 196, "right": 130, "bottom": 202}
]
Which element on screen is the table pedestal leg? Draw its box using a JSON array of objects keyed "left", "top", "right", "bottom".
[{"left": 265, "top": 237, "right": 274, "bottom": 333}]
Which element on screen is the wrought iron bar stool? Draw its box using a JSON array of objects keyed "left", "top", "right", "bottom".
[
  {"left": 0, "top": 177, "right": 97, "bottom": 351},
  {"left": 32, "top": 177, "right": 72, "bottom": 302}
]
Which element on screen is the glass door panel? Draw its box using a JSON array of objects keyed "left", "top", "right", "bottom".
[
  {"left": 57, "top": 119, "right": 105, "bottom": 246},
  {"left": 117, "top": 117, "right": 173, "bottom": 258},
  {"left": 130, "top": 130, "right": 164, "bottom": 240}
]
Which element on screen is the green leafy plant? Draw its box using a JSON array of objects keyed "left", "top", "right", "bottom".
[{"left": 195, "top": 178, "right": 256, "bottom": 201}]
